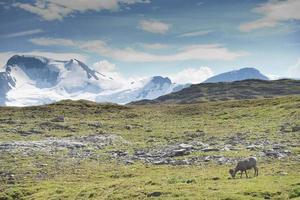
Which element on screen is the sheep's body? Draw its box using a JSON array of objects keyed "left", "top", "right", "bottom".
[{"left": 229, "top": 157, "right": 258, "bottom": 178}]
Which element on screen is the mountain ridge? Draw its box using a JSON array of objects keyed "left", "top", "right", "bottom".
[
  {"left": 203, "top": 67, "right": 269, "bottom": 83},
  {"left": 0, "top": 55, "right": 185, "bottom": 106},
  {"left": 130, "top": 79, "right": 300, "bottom": 105}
]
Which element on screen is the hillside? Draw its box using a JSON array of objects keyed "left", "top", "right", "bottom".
[
  {"left": 0, "top": 96, "right": 300, "bottom": 199},
  {"left": 132, "top": 79, "right": 300, "bottom": 105}
]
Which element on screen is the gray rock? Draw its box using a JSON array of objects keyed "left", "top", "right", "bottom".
[
  {"left": 201, "top": 147, "right": 220, "bottom": 152},
  {"left": 88, "top": 121, "right": 103, "bottom": 128},
  {"left": 292, "top": 125, "right": 300, "bottom": 132},
  {"left": 178, "top": 143, "right": 193, "bottom": 149},
  {"left": 51, "top": 116, "right": 65, "bottom": 122},
  {"left": 125, "top": 125, "right": 133, "bottom": 130},
  {"left": 147, "top": 192, "right": 162, "bottom": 197},
  {"left": 246, "top": 144, "right": 258, "bottom": 151},
  {"left": 171, "top": 149, "right": 190, "bottom": 157}
]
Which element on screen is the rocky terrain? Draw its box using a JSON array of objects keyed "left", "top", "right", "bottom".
[{"left": 0, "top": 130, "right": 297, "bottom": 167}]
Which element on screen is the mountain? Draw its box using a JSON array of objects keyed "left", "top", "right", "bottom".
[
  {"left": 131, "top": 79, "right": 300, "bottom": 105},
  {"left": 203, "top": 67, "right": 269, "bottom": 83},
  {"left": 95, "top": 76, "right": 177, "bottom": 104},
  {"left": 0, "top": 55, "right": 185, "bottom": 106},
  {"left": 0, "top": 71, "right": 15, "bottom": 105}
]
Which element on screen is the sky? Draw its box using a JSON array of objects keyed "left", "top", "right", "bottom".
[{"left": 0, "top": 0, "right": 300, "bottom": 84}]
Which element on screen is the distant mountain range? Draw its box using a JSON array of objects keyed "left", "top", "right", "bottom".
[
  {"left": 0, "top": 55, "right": 277, "bottom": 106},
  {"left": 0, "top": 55, "right": 183, "bottom": 106},
  {"left": 131, "top": 79, "right": 300, "bottom": 105}
]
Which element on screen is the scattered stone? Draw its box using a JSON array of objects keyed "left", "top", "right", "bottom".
[
  {"left": 263, "top": 149, "right": 290, "bottom": 158},
  {"left": 51, "top": 116, "right": 65, "bottom": 122},
  {"left": 17, "top": 129, "right": 43, "bottom": 136},
  {"left": 280, "top": 123, "right": 291, "bottom": 132},
  {"left": 146, "top": 138, "right": 155, "bottom": 143},
  {"left": 147, "top": 192, "right": 162, "bottom": 197},
  {"left": 0, "top": 172, "right": 15, "bottom": 184},
  {"left": 186, "top": 179, "right": 196, "bottom": 184},
  {"left": 222, "top": 145, "right": 231, "bottom": 151},
  {"left": 246, "top": 144, "right": 258, "bottom": 151},
  {"left": 277, "top": 171, "right": 288, "bottom": 176},
  {"left": 88, "top": 121, "right": 103, "bottom": 128},
  {"left": 272, "top": 144, "right": 286, "bottom": 150},
  {"left": 218, "top": 157, "right": 229, "bottom": 165},
  {"left": 212, "top": 177, "right": 220, "bottom": 180},
  {"left": 178, "top": 143, "right": 193, "bottom": 149},
  {"left": 292, "top": 125, "right": 300, "bottom": 132},
  {"left": 125, "top": 125, "right": 133, "bottom": 130},
  {"left": 185, "top": 131, "right": 205, "bottom": 139},
  {"left": 0, "top": 134, "right": 126, "bottom": 159},
  {"left": 201, "top": 147, "right": 220, "bottom": 152},
  {"left": 204, "top": 156, "right": 211, "bottom": 162},
  {"left": 171, "top": 149, "right": 189, "bottom": 157}
]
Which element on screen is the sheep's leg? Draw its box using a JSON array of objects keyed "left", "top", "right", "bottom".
[
  {"left": 240, "top": 171, "right": 243, "bottom": 178},
  {"left": 254, "top": 167, "right": 258, "bottom": 177},
  {"left": 245, "top": 170, "right": 248, "bottom": 178}
]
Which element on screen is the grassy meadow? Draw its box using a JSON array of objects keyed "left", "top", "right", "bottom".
[{"left": 0, "top": 96, "right": 299, "bottom": 199}]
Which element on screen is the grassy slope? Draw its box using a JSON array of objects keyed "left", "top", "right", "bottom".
[
  {"left": 0, "top": 96, "right": 300, "bottom": 199},
  {"left": 132, "top": 79, "right": 300, "bottom": 104}
]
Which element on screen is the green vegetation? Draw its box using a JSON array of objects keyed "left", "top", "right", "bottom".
[
  {"left": 133, "top": 79, "right": 300, "bottom": 104},
  {"left": 0, "top": 96, "right": 300, "bottom": 199}
]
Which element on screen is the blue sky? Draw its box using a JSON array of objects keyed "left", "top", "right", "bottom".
[{"left": 0, "top": 0, "right": 299, "bottom": 83}]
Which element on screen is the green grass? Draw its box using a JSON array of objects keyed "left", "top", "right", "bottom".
[{"left": 0, "top": 96, "right": 300, "bottom": 199}]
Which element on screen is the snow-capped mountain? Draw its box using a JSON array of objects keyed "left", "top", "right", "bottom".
[
  {"left": 97, "top": 76, "right": 175, "bottom": 104},
  {"left": 0, "top": 55, "right": 185, "bottom": 106},
  {"left": 0, "top": 71, "right": 15, "bottom": 105},
  {"left": 203, "top": 67, "right": 269, "bottom": 83}
]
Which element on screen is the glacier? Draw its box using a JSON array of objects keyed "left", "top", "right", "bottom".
[{"left": 0, "top": 55, "right": 184, "bottom": 106}]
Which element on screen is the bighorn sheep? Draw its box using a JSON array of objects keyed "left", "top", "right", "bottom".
[{"left": 229, "top": 157, "right": 258, "bottom": 178}]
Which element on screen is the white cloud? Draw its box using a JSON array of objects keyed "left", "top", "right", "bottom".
[
  {"left": 267, "top": 74, "right": 281, "bottom": 80},
  {"left": 2, "top": 29, "right": 43, "bottom": 38},
  {"left": 179, "top": 30, "right": 211, "bottom": 37},
  {"left": 288, "top": 58, "right": 300, "bottom": 78},
  {"left": 240, "top": 0, "right": 300, "bottom": 32},
  {"left": 92, "top": 60, "right": 127, "bottom": 90},
  {"left": 142, "top": 43, "right": 168, "bottom": 49},
  {"left": 30, "top": 37, "right": 76, "bottom": 46},
  {"left": 93, "top": 60, "right": 117, "bottom": 73},
  {"left": 169, "top": 67, "right": 214, "bottom": 84},
  {"left": 13, "top": 0, "right": 150, "bottom": 21},
  {"left": 30, "top": 37, "right": 247, "bottom": 62},
  {"left": 0, "top": 51, "right": 88, "bottom": 68},
  {"left": 80, "top": 41, "right": 246, "bottom": 62},
  {"left": 138, "top": 19, "right": 171, "bottom": 34},
  {"left": 0, "top": 52, "right": 14, "bottom": 70}
]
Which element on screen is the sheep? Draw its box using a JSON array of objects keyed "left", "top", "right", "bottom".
[{"left": 229, "top": 157, "right": 258, "bottom": 178}]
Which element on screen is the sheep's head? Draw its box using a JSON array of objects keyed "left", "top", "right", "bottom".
[{"left": 229, "top": 169, "right": 235, "bottom": 178}]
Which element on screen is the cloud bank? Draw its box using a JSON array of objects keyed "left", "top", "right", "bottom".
[
  {"left": 30, "top": 37, "right": 247, "bottom": 62},
  {"left": 240, "top": 0, "right": 300, "bottom": 32},
  {"left": 13, "top": 0, "right": 150, "bottom": 21}
]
